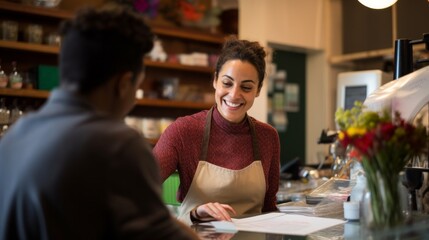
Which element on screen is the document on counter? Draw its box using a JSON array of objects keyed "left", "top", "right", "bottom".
[{"left": 229, "top": 212, "right": 346, "bottom": 236}]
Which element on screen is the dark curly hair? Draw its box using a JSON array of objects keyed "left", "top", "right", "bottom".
[
  {"left": 215, "top": 36, "right": 266, "bottom": 91},
  {"left": 59, "top": 4, "right": 154, "bottom": 93}
]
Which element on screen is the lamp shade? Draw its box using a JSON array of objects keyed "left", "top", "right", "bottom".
[{"left": 358, "top": 0, "right": 398, "bottom": 9}]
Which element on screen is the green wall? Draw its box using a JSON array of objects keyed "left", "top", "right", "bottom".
[{"left": 272, "top": 50, "right": 306, "bottom": 166}]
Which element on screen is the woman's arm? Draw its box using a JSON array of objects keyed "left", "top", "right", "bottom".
[
  {"left": 262, "top": 128, "right": 281, "bottom": 212},
  {"left": 153, "top": 122, "right": 181, "bottom": 181}
]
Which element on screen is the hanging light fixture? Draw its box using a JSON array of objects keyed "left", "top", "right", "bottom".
[{"left": 358, "top": 0, "right": 398, "bottom": 9}]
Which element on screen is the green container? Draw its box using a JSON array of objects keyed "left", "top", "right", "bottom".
[
  {"left": 34, "top": 65, "right": 59, "bottom": 91},
  {"left": 162, "top": 172, "right": 180, "bottom": 206}
]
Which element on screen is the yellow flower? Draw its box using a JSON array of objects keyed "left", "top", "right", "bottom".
[
  {"left": 338, "top": 131, "right": 345, "bottom": 140},
  {"left": 335, "top": 100, "right": 429, "bottom": 228},
  {"left": 346, "top": 127, "right": 366, "bottom": 137}
]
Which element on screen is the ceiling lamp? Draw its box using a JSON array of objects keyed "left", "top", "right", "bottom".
[{"left": 358, "top": 0, "right": 398, "bottom": 9}]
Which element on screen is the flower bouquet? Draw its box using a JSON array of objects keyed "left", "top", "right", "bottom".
[{"left": 335, "top": 101, "right": 428, "bottom": 229}]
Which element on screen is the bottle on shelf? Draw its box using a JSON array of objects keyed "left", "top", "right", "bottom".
[
  {"left": 9, "top": 99, "right": 23, "bottom": 125},
  {"left": 0, "top": 59, "right": 8, "bottom": 88},
  {"left": 0, "top": 124, "right": 8, "bottom": 139},
  {"left": 8, "top": 61, "right": 23, "bottom": 89},
  {"left": 0, "top": 98, "right": 10, "bottom": 125},
  {"left": 22, "top": 72, "right": 34, "bottom": 89}
]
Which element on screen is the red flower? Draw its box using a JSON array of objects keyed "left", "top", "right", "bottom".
[
  {"left": 353, "top": 131, "right": 375, "bottom": 158},
  {"left": 378, "top": 122, "right": 395, "bottom": 142},
  {"left": 180, "top": 0, "right": 206, "bottom": 22}
]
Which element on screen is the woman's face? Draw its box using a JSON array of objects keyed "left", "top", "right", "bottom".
[{"left": 213, "top": 60, "right": 260, "bottom": 123}]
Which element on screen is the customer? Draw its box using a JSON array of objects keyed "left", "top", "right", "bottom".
[
  {"left": 153, "top": 36, "right": 280, "bottom": 224},
  {"left": 0, "top": 5, "right": 199, "bottom": 240}
]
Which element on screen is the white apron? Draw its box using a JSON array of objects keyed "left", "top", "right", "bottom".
[{"left": 178, "top": 107, "right": 266, "bottom": 224}]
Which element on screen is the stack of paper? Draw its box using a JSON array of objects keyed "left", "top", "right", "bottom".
[
  {"left": 277, "top": 200, "right": 344, "bottom": 218},
  {"left": 210, "top": 212, "right": 345, "bottom": 236}
]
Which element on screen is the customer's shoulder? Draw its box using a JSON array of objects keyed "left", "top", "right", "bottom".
[
  {"left": 86, "top": 118, "right": 140, "bottom": 140},
  {"left": 81, "top": 119, "right": 148, "bottom": 156},
  {"left": 51, "top": 113, "right": 140, "bottom": 151}
]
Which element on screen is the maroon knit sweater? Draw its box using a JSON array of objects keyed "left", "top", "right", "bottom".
[{"left": 153, "top": 107, "right": 280, "bottom": 212}]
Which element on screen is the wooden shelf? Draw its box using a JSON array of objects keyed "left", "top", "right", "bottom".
[
  {"left": 135, "top": 98, "right": 212, "bottom": 110},
  {"left": 0, "top": 88, "right": 213, "bottom": 110},
  {"left": 0, "top": 40, "right": 59, "bottom": 54},
  {"left": 0, "top": 88, "right": 49, "bottom": 99},
  {"left": 330, "top": 48, "right": 394, "bottom": 65},
  {"left": 151, "top": 25, "right": 224, "bottom": 44},
  {"left": 145, "top": 60, "right": 213, "bottom": 73},
  {"left": 0, "top": 1, "right": 225, "bottom": 44},
  {"left": 330, "top": 45, "right": 427, "bottom": 65},
  {"left": 0, "top": 0, "right": 73, "bottom": 19},
  {"left": 0, "top": 41, "right": 214, "bottom": 73},
  {"left": 0, "top": 1, "right": 218, "bottom": 119}
]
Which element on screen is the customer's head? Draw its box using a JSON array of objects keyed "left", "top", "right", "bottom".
[
  {"left": 59, "top": 5, "right": 154, "bottom": 94},
  {"left": 213, "top": 36, "right": 266, "bottom": 123}
]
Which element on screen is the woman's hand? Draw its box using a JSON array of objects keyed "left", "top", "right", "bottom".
[{"left": 193, "top": 202, "right": 237, "bottom": 221}]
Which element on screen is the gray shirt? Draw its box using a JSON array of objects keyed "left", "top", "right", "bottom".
[{"left": 0, "top": 89, "right": 193, "bottom": 240}]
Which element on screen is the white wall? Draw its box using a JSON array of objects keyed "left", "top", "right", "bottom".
[
  {"left": 239, "top": 0, "right": 337, "bottom": 164},
  {"left": 239, "top": 0, "right": 326, "bottom": 50},
  {"left": 306, "top": 52, "right": 330, "bottom": 165},
  {"left": 238, "top": 0, "right": 268, "bottom": 122},
  {"left": 264, "top": 1, "right": 325, "bottom": 50},
  {"left": 306, "top": 0, "right": 344, "bottom": 165}
]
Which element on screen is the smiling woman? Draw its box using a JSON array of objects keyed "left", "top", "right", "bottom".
[
  {"left": 213, "top": 60, "right": 259, "bottom": 123},
  {"left": 153, "top": 36, "right": 281, "bottom": 225},
  {"left": 212, "top": 36, "right": 266, "bottom": 123}
]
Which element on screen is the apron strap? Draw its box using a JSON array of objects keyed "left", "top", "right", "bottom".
[
  {"left": 199, "top": 107, "right": 261, "bottom": 161},
  {"left": 199, "top": 108, "right": 213, "bottom": 160},
  {"left": 248, "top": 115, "right": 261, "bottom": 160}
]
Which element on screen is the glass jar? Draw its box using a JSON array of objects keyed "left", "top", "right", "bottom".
[
  {"left": 9, "top": 61, "right": 22, "bottom": 89},
  {"left": 360, "top": 172, "right": 410, "bottom": 234},
  {"left": 0, "top": 60, "right": 8, "bottom": 88},
  {"left": 0, "top": 98, "right": 10, "bottom": 125},
  {"left": 33, "top": 0, "right": 62, "bottom": 8},
  {"left": 9, "top": 99, "right": 23, "bottom": 125},
  {"left": 1, "top": 20, "right": 18, "bottom": 41},
  {"left": 25, "top": 24, "right": 43, "bottom": 44},
  {"left": 46, "top": 32, "right": 61, "bottom": 46}
]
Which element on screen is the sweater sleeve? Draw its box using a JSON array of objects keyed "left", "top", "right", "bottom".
[
  {"left": 152, "top": 121, "right": 181, "bottom": 182},
  {"left": 262, "top": 127, "right": 281, "bottom": 212}
]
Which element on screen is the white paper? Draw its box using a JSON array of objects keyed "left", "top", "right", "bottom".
[
  {"left": 277, "top": 205, "right": 315, "bottom": 214},
  {"left": 231, "top": 212, "right": 346, "bottom": 236},
  {"left": 210, "top": 221, "right": 238, "bottom": 233}
]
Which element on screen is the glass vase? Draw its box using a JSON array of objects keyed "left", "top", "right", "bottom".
[{"left": 360, "top": 171, "right": 410, "bottom": 233}]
